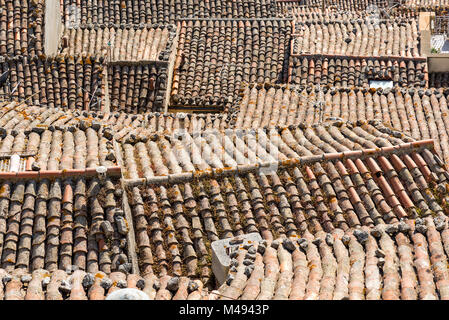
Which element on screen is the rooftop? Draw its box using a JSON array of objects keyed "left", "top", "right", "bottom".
[{"left": 1, "top": 0, "right": 449, "bottom": 301}]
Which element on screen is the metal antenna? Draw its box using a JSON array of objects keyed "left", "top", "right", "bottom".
[
  {"left": 88, "top": 84, "right": 99, "bottom": 110},
  {"left": 219, "top": 63, "right": 229, "bottom": 78},
  {"left": 317, "top": 84, "right": 324, "bottom": 124},
  {"left": 73, "top": 80, "right": 99, "bottom": 99},
  {"left": 382, "top": 1, "right": 400, "bottom": 18},
  {"left": 291, "top": 84, "right": 327, "bottom": 124},
  {"left": 18, "top": 90, "right": 42, "bottom": 105},
  {"left": 11, "top": 80, "right": 21, "bottom": 95},
  {"left": 89, "top": 97, "right": 102, "bottom": 109}
]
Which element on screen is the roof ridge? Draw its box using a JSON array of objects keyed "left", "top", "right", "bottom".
[
  {"left": 289, "top": 52, "right": 427, "bottom": 61},
  {"left": 123, "top": 139, "right": 435, "bottom": 187},
  {"left": 118, "top": 118, "right": 406, "bottom": 143}
]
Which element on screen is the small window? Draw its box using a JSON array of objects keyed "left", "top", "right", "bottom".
[{"left": 369, "top": 80, "right": 393, "bottom": 89}]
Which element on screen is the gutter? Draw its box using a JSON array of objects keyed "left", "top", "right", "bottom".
[{"left": 0, "top": 166, "right": 121, "bottom": 180}]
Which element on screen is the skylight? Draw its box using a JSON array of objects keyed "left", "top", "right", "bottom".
[{"left": 369, "top": 80, "right": 393, "bottom": 89}]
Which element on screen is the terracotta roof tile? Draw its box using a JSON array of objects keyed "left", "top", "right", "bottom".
[
  {"left": 170, "top": 19, "right": 292, "bottom": 110},
  {"left": 60, "top": 0, "right": 279, "bottom": 25},
  {"left": 234, "top": 85, "right": 449, "bottom": 166},
  {"left": 107, "top": 62, "right": 168, "bottom": 113},
  {"left": 123, "top": 121, "right": 449, "bottom": 280},
  {"left": 0, "top": 177, "right": 129, "bottom": 274},
  {"left": 0, "top": 55, "right": 105, "bottom": 111},
  {"left": 292, "top": 19, "right": 420, "bottom": 58},
  {"left": 288, "top": 56, "right": 427, "bottom": 88},
  {"left": 0, "top": 122, "right": 116, "bottom": 171},
  {"left": 401, "top": 0, "right": 449, "bottom": 9},
  {"left": 0, "top": 102, "right": 233, "bottom": 136},
  {"left": 0, "top": 0, "right": 449, "bottom": 301},
  {"left": 212, "top": 219, "right": 449, "bottom": 299},
  {"left": 0, "top": 268, "right": 211, "bottom": 299},
  {"left": 61, "top": 24, "right": 177, "bottom": 62},
  {"left": 277, "top": 4, "right": 418, "bottom": 21},
  {"left": 0, "top": 0, "right": 44, "bottom": 59}
]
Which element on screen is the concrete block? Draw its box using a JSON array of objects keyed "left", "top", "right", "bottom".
[{"left": 211, "top": 233, "right": 262, "bottom": 286}]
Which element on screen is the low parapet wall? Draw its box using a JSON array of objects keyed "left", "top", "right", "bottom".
[
  {"left": 419, "top": 12, "right": 449, "bottom": 73},
  {"left": 44, "top": 0, "right": 63, "bottom": 56}
]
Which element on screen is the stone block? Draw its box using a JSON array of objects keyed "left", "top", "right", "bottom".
[{"left": 211, "top": 233, "right": 262, "bottom": 286}]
